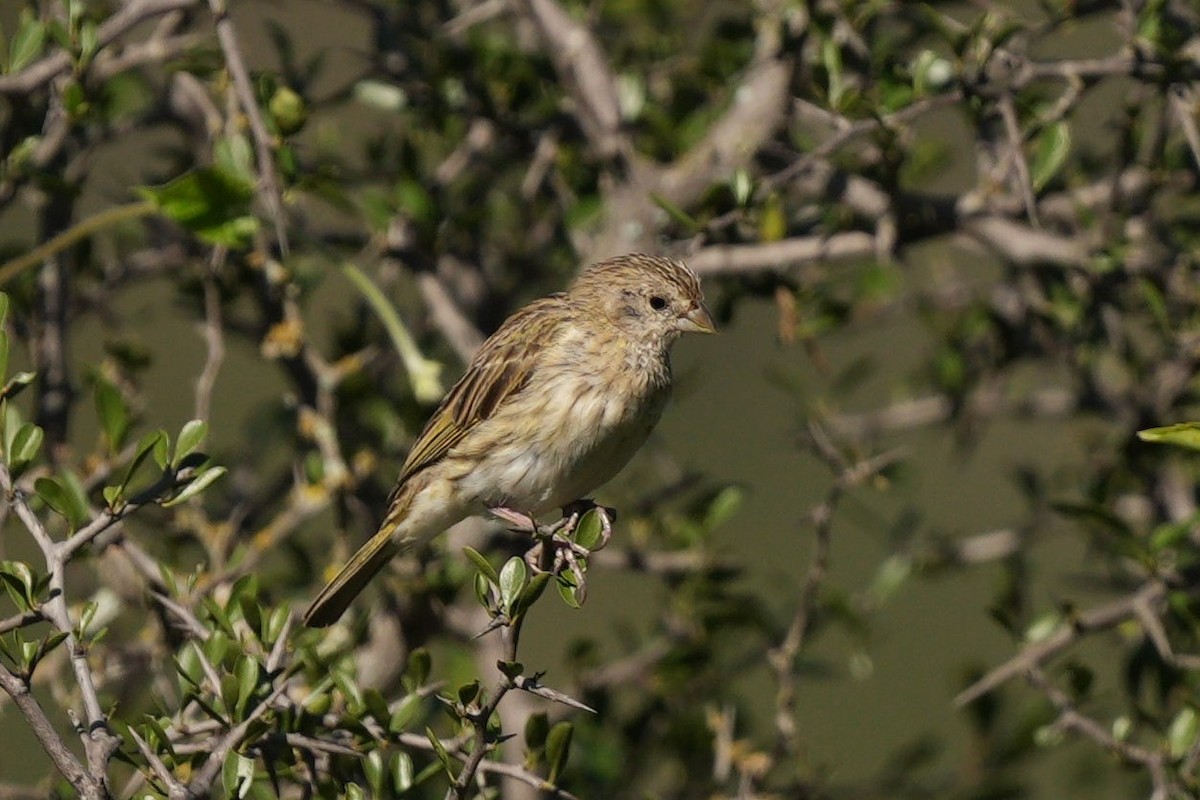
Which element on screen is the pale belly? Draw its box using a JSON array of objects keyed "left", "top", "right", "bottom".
[{"left": 452, "top": 380, "right": 669, "bottom": 515}]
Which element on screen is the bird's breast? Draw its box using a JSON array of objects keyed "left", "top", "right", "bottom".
[{"left": 452, "top": 345, "right": 670, "bottom": 514}]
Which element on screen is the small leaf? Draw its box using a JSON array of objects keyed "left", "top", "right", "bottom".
[
  {"left": 1030, "top": 121, "right": 1071, "bottom": 192},
  {"left": 545, "top": 721, "right": 574, "bottom": 783},
  {"left": 364, "top": 749, "right": 386, "bottom": 797},
  {"left": 425, "top": 727, "right": 455, "bottom": 775},
  {"left": 392, "top": 751, "right": 414, "bottom": 791},
  {"left": 573, "top": 510, "right": 603, "bottom": 550},
  {"left": 10, "top": 13, "right": 46, "bottom": 73},
  {"left": 0, "top": 331, "right": 9, "bottom": 385},
  {"left": 649, "top": 193, "right": 701, "bottom": 232},
  {"left": 514, "top": 572, "right": 550, "bottom": 616},
  {"left": 0, "top": 294, "right": 8, "bottom": 328},
  {"left": 115, "top": 429, "right": 166, "bottom": 501},
  {"left": 457, "top": 680, "right": 480, "bottom": 706},
  {"left": 174, "top": 419, "right": 207, "bottom": 465},
  {"left": 389, "top": 693, "right": 423, "bottom": 733},
  {"left": 234, "top": 654, "right": 258, "bottom": 716},
  {"left": 703, "top": 485, "right": 744, "bottom": 531},
  {"left": 0, "top": 560, "right": 37, "bottom": 609},
  {"left": 0, "top": 372, "right": 35, "bottom": 402},
  {"left": 94, "top": 379, "right": 129, "bottom": 452},
  {"left": 556, "top": 572, "right": 582, "bottom": 609},
  {"left": 405, "top": 647, "right": 431, "bottom": 688},
  {"left": 525, "top": 712, "right": 549, "bottom": 750},
  {"left": 463, "top": 546, "right": 498, "bottom": 583},
  {"left": 497, "top": 660, "right": 524, "bottom": 680},
  {"left": 1139, "top": 423, "right": 1200, "bottom": 452},
  {"left": 1169, "top": 706, "right": 1199, "bottom": 759},
  {"left": 498, "top": 557, "right": 527, "bottom": 614},
  {"left": 138, "top": 166, "right": 259, "bottom": 247},
  {"left": 8, "top": 422, "right": 43, "bottom": 475},
  {"left": 34, "top": 476, "right": 86, "bottom": 531},
  {"left": 162, "top": 466, "right": 227, "bottom": 507}
]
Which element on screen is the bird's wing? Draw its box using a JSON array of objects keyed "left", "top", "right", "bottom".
[{"left": 393, "top": 294, "right": 566, "bottom": 487}]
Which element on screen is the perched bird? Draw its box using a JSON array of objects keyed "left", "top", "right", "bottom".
[{"left": 303, "top": 253, "right": 714, "bottom": 627}]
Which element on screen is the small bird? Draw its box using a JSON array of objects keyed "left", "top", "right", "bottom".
[{"left": 303, "top": 253, "right": 714, "bottom": 627}]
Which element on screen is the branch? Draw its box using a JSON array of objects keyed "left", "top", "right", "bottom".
[
  {"left": 689, "top": 233, "right": 876, "bottom": 277},
  {"left": 0, "top": 0, "right": 203, "bottom": 95},
  {"left": 209, "top": 0, "right": 289, "bottom": 254},
  {"left": 514, "top": 0, "right": 625, "bottom": 158},
  {"left": 956, "top": 578, "right": 1175, "bottom": 706},
  {"left": 0, "top": 666, "right": 105, "bottom": 800}
]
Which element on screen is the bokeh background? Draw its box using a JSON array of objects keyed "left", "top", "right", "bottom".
[{"left": 2, "top": 1, "right": 1199, "bottom": 798}]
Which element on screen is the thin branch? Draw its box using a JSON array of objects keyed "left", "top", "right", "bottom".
[
  {"left": 689, "top": 233, "right": 876, "bottom": 277},
  {"left": 956, "top": 578, "right": 1176, "bottom": 706},
  {"left": 0, "top": 0, "right": 203, "bottom": 95},
  {"left": 208, "top": 0, "right": 289, "bottom": 254},
  {"left": 0, "top": 666, "right": 104, "bottom": 799}
]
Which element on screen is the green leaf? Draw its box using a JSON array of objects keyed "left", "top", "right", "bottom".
[
  {"left": 514, "top": 572, "right": 550, "bottom": 616},
  {"left": 463, "top": 546, "right": 498, "bottom": 583},
  {"left": 556, "top": 572, "right": 582, "bottom": 609},
  {"left": 389, "top": 693, "right": 423, "bottom": 733},
  {"left": 1168, "top": 706, "right": 1199, "bottom": 759},
  {"left": 10, "top": 13, "right": 46, "bottom": 73},
  {"left": 8, "top": 422, "right": 43, "bottom": 475},
  {"left": 545, "top": 721, "right": 574, "bottom": 783},
  {"left": 111, "top": 429, "right": 166, "bottom": 504},
  {"left": 822, "top": 37, "right": 845, "bottom": 108},
  {"left": 0, "top": 331, "right": 10, "bottom": 386},
  {"left": 703, "top": 485, "right": 744, "bottom": 531},
  {"left": 0, "top": 293, "right": 9, "bottom": 328},
  {"left": 1030, "top": 121, "right": 1071, "bottom": 192},
  {"left": 138, "top": 166, "right": 259, "bottom": 247},
  {"left": 364, "top": 749, "right": 386, "bottom": 798},
  {"left": 574, "top": 510, "right": 603, "bottom": 549},
  {"left": 392, "top": 751, "right": 414, "bottom": 791},
  {"left": 162, "top": 466, "right": 226, "bottom": 507},
  {"left": 425, "top": 727, "right": 456, "bottom": 775},
  {"left": 34, "top": 476, "right": 86, "bottom": 531},
  {"left": 498, "top": 557, "right": 527, "bottom": 614},
  {"left": 220, "top": 750, "right": 256, "bottom": 799},
  {"left": 234, "top": 654, "right": 258, "bottom": 716},
  {"left": 0, "top": 560, "right": 37, "bottom": 609},
  {"left": 94, "top": 379, "right": 129, "bottom": 452},
  {"left": 525, "top": 711, "right": 549, "bottom": 750},
  {"left": 1139, "top": 423, "right": 1200, "bottom": 452},
  {"left": 405, "top": 647, "right": 431, "bottom": 688},
  {"left": 174, "top": 419, "right": 207, "bottom": 465},
  {"left": 340, "top": 263, "right": 443, "bottom": 403},
  {"left": 649, "top": 193, "right": 701, "bottom": 232},
  {"left": 457, "top": 680, "right": 480, "bottom": 706},
  {"left": 0, "top": 372, "right": 35, "bottom": 402}
]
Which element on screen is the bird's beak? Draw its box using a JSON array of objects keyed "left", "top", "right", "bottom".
[{"left": 676, "top": 301, "right": 716, "bottom": 334}]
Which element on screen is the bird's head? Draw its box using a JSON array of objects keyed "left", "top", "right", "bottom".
[{"left": 569, "top": 254, "right": 715, "bottom": 346}]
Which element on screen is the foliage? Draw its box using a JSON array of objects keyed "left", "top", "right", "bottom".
[{"left": 3, "top": 1, "right": 1200, "bottom": 799}]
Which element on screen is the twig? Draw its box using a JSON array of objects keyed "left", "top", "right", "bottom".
[
  {"left": 183, "top": 677, "right": 294, "bottom": 799},
  {"left": 208, "top": 0, "right": 289, "bottom": 255},
  {"left": 0, "top": 0, "right": 202, "bottom": 95},
  {"left": 997, "top": 93, "right": 1040, "bottom": 226},
  {"left": 0, "top": 666, "right": 102, "bottom": 798},
  {"left": 194, "top": 254, "right": 227, "bottom": 423},
  {"left": 956, "top": 578, "right": 1176, "bottom": 706}
]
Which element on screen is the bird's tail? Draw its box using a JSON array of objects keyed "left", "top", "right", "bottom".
[{"left": 303, "top": 505, "right": 407, "bottom": 628}]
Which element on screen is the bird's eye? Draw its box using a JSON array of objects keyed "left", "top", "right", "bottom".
[{"left": 648, "top": 295, "right": 667, "bottom": 311}]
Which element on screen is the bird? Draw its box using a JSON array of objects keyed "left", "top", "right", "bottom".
[{"left": 303, "top": 253, "right": 715, "bottom": 627}]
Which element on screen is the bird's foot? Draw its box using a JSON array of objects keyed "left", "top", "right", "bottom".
[{"left": 488, "top": 506, "right": 538, "bottom": 532}]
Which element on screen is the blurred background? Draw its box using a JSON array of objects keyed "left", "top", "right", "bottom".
[{"left": 1, "top": 1, "right": 1199, "bottom": 798}]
